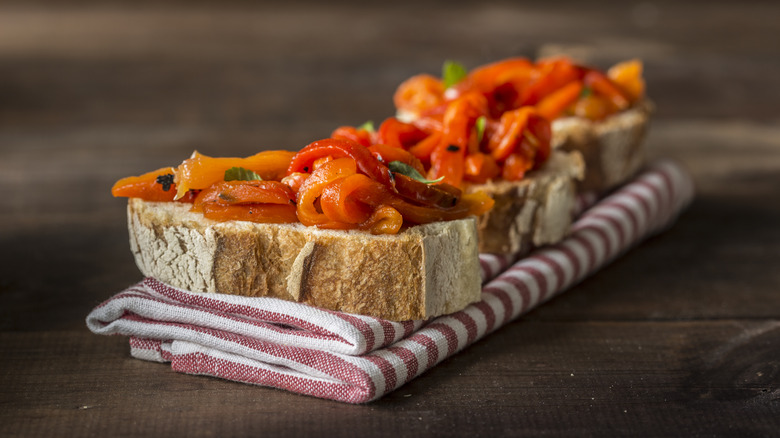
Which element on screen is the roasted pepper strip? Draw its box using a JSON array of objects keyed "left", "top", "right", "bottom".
[
  {"left": 376, "top": 117, "right": 428, "bottom": 150},
  {"left": 607, "top": 59, "right": 645, "bottom": 103},
  {"left": 287, "top": 138, "right": 394, "bottom": 190},
  {"left": 111, "top": 167, "right": 181, "bottom": 202},
  {"left": 393, "top": 173, "right": 460, "bottom": 208},
  {"left": 536, "top": 80, "right": 584, "bottom": 121},
  {"left": 393, "top": 74, "right": 445, "bottom": 118},
  {"left": 583, "top": 69, "right": 630, "bottom": 110},
  {"left": 192, "top": 180, "right": 296, "bottom": 211},
  {"left": 296, "top": 157, "right": 359, "bottom": 228},
  {"left": 360, "top": 205, "right": 403, "bottom": 234},
  {"left": 518, "top": 58, "right": 582, "bottom": 107},
  {"left": 175, "top": 150, "right": 295, "bottom": 200},
  {"left": 319, "top": 173, "right": 374, "bottom": 225},
  {"left": 429, "top": 92, "right": 488, "bottom": 186},
  {"left": 331, "top": 125, "right": 374, "bottom": 147},
  {"left": 201, "top": 203, "right": 298, "bottom": 223},
  {"left": 368, "top": 144, "right": 426, "bottom": 175}
]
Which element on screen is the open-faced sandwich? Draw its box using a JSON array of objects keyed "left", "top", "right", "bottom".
[
  {"left": 112, "top": 141, "right": 494, "bottom": 321},
  {"left": 111, "top": 55, "right": 649, "bottom": 320},
  {"left": 333, "top": 56, "right": 649, "bottom": 254}
]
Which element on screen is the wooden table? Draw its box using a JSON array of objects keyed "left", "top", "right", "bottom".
[{"left": 2, "top": 1, "right": 778, "bottom": 436}]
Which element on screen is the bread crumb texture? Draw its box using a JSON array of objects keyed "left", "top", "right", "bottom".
[{"left": 128, "top": 198, "right": 481, "bottom": 320}]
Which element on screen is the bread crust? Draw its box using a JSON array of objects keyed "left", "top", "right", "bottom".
[
  {"left": 553, "top": 102, "right": 652, "bottom": 193},
  {"left": 127, "top": 198, "right": 481, "bottom": 321},
  {"left": 469, "top": 150, "right": 585, "bottom": 255}
]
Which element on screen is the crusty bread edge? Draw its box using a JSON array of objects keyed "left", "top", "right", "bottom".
[
  {"left": 553, "top": 102, "right": 652, "bottom": 193},
  {"left": 468, "top": 149, "right": 585, "bottom": 255},
  {"left": 127, "top": 198, "right": 481, "bottom": 321}
]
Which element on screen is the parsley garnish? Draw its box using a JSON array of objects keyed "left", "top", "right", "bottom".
[
  {"left": 357, "top": 121, "right": 375, "bottom": 133},
  {"left": 475, "top": 116, "right": 487, "bottom": 142},
  {"left": 224, "top": 167, "right": 263, "bottom": 181},
  {"left": 389, "top": 161, "right": 444, "bottom": 184},
  {"left": 442, "top": 60, "right": 468, "bottom": 89},
  {"left": 580, "top": 87, "right": 592, "bottom": 98}
]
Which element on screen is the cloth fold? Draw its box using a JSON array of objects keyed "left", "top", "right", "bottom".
[{"left": 87, "top": 160, "right": 694, "bottom": 403}]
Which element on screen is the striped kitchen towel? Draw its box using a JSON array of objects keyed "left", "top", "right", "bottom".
[{"left": 87, "top": 160, "right": 694, "bottom": 403}]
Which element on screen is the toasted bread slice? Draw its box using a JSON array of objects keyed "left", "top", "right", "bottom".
[
  {"left": 470, "top": 150, "right": 585, "bottom": 255},
  {"left": 127, "top": 198, "right": 481, "bottom": 321},
  {"left": 552, "top": 102, "right": 652, "bottom": 193}
]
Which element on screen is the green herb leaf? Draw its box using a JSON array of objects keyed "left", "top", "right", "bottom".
[
  {"left": 442, "top": 60, "right": 468, "bottom": 89},
  {"left": 475, "top": 116, "right": 487, "bottom": 143},
  {"left": 224, "top": 167, "right": 263, "bottom": 181},
  {"left": 580, "top": 87, "right": 592, "bottom": 98},
  {"left": 389, "top": 161, "right": 444, "bottom": 184},
  {"left": 357, "top": 120, "right": 375, "bottom": 133}
]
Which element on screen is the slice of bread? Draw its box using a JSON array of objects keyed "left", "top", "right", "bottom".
[
  {"left": 470, "top": 150, "right": 585, "bottom": 255},
  {"left": 127, "top": 198, "right": 481, "bottom": 321},
  {"left": 552, "top": 102, "right": 652, "bottom": 193}
]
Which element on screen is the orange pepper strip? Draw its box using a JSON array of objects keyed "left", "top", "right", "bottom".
[
  {"left": 350, "top": 178, "right": 494, "bottom": 224},
  {"left": 296, "top": 157, "right": 358, "bottom": 228},
  {"left": 607, "top": 59, "right": 645, "bottom": 103},
  {"left": 360, "top": 205, "right": 403, "bottom": 235},
  {"left": 518, "top": 58, "right": 581, "bottom": 107},
  {"left": 287, "top": 139, "right": 394, "bottom": 190},
  {"left": 192, "top": 181, "right": 295, "bottom": 212},
  {"left": 464, "top": 152, "right": 500, "bottom": 184},
  {"left": 429, "top": 92, "right": 488, "bottom": 187},
  {"left": 536, "top": 80, "right": 584, "bottom": 120},
  {"left": 201, "top": 203, "right": 298, "bottom": 224},
  {"left": 408, "top": 131, "right": 442, "bottom": 162},
  {"left": 331, "top": 125, "right": 374, "bottom": 147},
  {"left": 393, "top": 74, "right": 445, "bottom": 117},
  {"left": 502, "top": 153, "right": 534, "bottom": 181},
  {"left": 391, "top": 191, "right": 495, "bottom": 224},
  {"left": 393, "top": 173, "right": 460, "bottom": 208},
  {"left": 572, "top": 94, "right": 614, "bottom": 121},
  {"left": 319, "top": 174, "right": 373, "bottom": 225},
  {"left": 280, "top": 172, "right": 309, "bottom": 197},
  {"left": 583, "top": 70, "right": 630, "bottom": 111},
  {"left": 377, "top": 117, "right": 428, "bottom": 150},
  {"left": 488, "top": 107, "right": 531, "bottom": 161},
  {"left": 112, "top": 166, "right": 179, "bottom": 202},
  {"left": 174, "top": 150, "right": 295, "bottom": 200}
]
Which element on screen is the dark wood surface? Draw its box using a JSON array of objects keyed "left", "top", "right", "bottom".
[{"left": 2, "top": 1, "right": 779, "bottom": 436}]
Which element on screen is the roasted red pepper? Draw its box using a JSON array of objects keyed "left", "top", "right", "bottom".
[{"left": 287, "top": 138, "right": 394, "bottom": 190}]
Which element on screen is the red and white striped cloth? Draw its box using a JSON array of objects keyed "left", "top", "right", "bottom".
[{"left": 87, "top": 160, "right": 694, "bottom": 403}]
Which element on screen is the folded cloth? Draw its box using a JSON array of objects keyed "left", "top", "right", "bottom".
[{"left": 87, "top": 160, "right": 694, "bottom": 403}]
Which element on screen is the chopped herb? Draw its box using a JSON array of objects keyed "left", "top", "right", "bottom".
[
  {"left": 580, "top": 87, "right": 592, "bottom": 98},
  {"left": 357, "top": 120, "right": 375, "bottom": 133},
  {"left": 442, "top": 60, "right": 468, "bottom": 89},
  {"left": 156, "top": 174, "right": 174, "bottom": 191},
  {"left": 388, "top": 161, "right": 444, "bottom": 184},
  {"left": 446, "top": 144, "right": 460, "bottom": 152},
  {"left": 224, "top": 167, "right": 263, "bottom": 181},
  {"left": 475, "top": 116, "right": 487, "bottom": 142}
]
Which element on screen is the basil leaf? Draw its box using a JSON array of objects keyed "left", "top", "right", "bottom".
[
  {"left": 475, "top": 115, "right": 487, "bottom": 143},
  {"left": 224, "top": 167, "right": 263, "bottom": 181},
  {"left": 442, "top": 60, "right": 468, "bottom": 89},
  {"left": 357, "top": 120, "right": 375, "bottom": 133},
  {"left": 389, "top": 161, "right": 444, "bottom": 184}
]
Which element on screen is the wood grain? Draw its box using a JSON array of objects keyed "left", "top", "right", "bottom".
[{"left": 1, "top": 1, "right": 779, "bottom": 436}]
